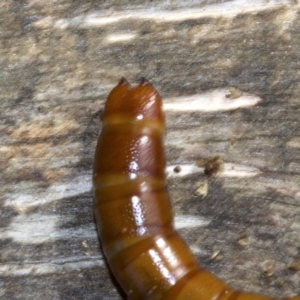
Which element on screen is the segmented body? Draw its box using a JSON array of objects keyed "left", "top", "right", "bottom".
[{"left": 93, "top": 79, "right": 299, "bottom": 300}]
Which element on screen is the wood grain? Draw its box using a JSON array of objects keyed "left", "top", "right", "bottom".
[{"left": 1, "top": 1, "right": 300, "bottom": 299}]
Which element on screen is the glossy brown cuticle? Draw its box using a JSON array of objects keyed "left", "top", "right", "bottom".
[{"left": 93, "top": 79, "right": 300, "bottom": 300}]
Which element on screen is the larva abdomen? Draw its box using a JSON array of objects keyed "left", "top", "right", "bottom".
[{"left": 93, "top": 78, "right": 300, "bottom": 300}]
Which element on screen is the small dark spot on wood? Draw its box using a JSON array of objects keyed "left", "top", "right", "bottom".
[{"left": 173, "top": 166, "right": 181, "bottom": 173}]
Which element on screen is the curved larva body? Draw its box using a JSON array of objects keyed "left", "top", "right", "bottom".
[{"left": 93, "top": 79, "right": 299, "bottom": 300}]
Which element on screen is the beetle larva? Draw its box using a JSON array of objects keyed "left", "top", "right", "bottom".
[{"left": 93, "top": 78, "right": 300, "bottom": 300}]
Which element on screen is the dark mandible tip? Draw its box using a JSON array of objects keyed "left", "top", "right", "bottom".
[
  {"left": 119, "top": 77, "right": 129, "bottom": 86},
  {"left": 140, "top": 77, "right": 149, "bottom": 86}
]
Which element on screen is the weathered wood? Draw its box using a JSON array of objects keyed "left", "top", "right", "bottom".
[{"left": 1, "top": 1, "right": 300, "bottom": 299}]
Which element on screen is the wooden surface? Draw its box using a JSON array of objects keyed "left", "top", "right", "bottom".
[{"left": 1, "top": 0, "right": 300, "bottom": 299}]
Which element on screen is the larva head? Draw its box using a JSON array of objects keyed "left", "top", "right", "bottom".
[{"left": 102, "top": 78, "right": 164, "bottom": 128}]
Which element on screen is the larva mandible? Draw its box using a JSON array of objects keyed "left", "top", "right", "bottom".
[{"left": 93, "top": 78, "right": 299, "bottom": 300}]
